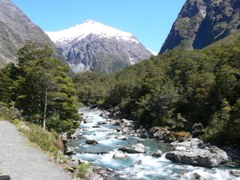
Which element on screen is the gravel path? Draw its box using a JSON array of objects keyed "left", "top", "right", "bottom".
[{"left": 0, "top": 121, "right": 72, "bottom": 180}]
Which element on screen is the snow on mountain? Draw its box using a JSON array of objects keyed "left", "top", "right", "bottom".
[
  {"left": 46, "top": 20, "right": 139, "bottom": 45},
  {"left": 46, "top": 20, "right": 152, "bottom": 74}
]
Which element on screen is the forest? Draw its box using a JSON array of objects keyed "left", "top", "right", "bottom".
[
  {"left": 0, "top": 35, "right": 240, "bottom": 149},
  {"left": 74, "top": 35, "right": 240, "bottom": 148}
]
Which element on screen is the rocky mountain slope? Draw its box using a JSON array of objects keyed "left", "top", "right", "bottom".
[
  {"left": 46, "top": 20, "right": 152, "bottom": 74},
  {"left": 160, "top": 0, "right": 240, "bottom": 53},
  {"left": 0, "top": 0, "right": 64, "bottom": 67}
]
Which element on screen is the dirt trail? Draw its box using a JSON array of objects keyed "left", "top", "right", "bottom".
[{"left": 0, "top": 121, "right": 72, "bottom": 180}]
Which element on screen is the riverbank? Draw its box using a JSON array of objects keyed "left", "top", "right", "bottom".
[
  {"left": 65, "top": 107, "right": 240, "bottom": 179},
  {"left": 98, "top": 107, "right": 240, "bottom": 165},
  {"left": 0, "top": 120, "right": 72, "bottom": 180}
]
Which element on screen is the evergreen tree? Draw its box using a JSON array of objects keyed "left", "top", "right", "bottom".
[{"left": 13, "top": 42, "right": 80, "bottom": 133}]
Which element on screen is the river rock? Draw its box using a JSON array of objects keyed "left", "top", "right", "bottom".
[
  {"left": 163, "top": 133, "right": 176, "bottom": 143},
  {"left": 106, "top": 168, "right": 114, "bottom": 173},
  {"left": 97, "top": 121, "right": 107, "bottom": 125},
  {"left": 174, "top": 146, "right": 187, "bottom": 151},
  {"left": 135, "top": 160, "right": 142, "bottom": 165},
  {"left": 166, "top": 139, "right": 229, "bottom": 168},
  {"left": 116, "top": 128, "right": 121, "bottom": 132},
  {"left": 148, "top": 127, "right": 169, "bottom": 140},
  {"left": 171, "top": 138, "right": 202, "bottom": 148},
  {"left": 192, "top": 123, "right": 203, "bottom": 137},
  {"left": 121, "top": 119, "right": 133, "bottom": 127},
  {"left": 71, "top": 130, "right": 83, "bottom": 139},
  {"left": 119, "top": 146, "right": 139, "bottom": 154},
  {"left": 83, "top": 119, "right": 93, "bottom": 123},
  {"left": 113, "top": 152, "right": 128, "bottom": 159},
  {"left": 230, "top": 170, "right": 240, "bottom": 178},
  {"left": 64, "top": 146, "right": 76, "bottom": 155},
  {"left": 140, "top": 131, "right": 149, "bottom": 138},
  {"left": 152, "top": 150, "right": 162, "bottom": 158},
  {"left": 86, "top": 139, "right": 98, "bottom": 145},
  {"left": 172, "top": 132, "right": 191, "bottom": 142},
  {"left": 132, "top": 143, "right": 145, "bottom": 153},
  {"left": 92, "top": 125, "right": 100, "bottom": 128},
  {"left": 116, "top": 136, "right": 128, "bottom": 140},
  {"left": 119, "top": 143, "right": 145, "bottom": 153},
  {"left": 191, "top": 172, "right": 205, "bottom": 180},
  {"left": 100, "top": 111, "right": 110, "bottom": 118},
  {"left": 122, "top": 127, "right": 131, "bottom": 134},
  {"left": 113, "top": 121, "right": 121, "bottom": 126}
]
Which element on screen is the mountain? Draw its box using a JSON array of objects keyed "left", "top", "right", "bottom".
[
  {"left": 46, "top": 20, "right": 152, "bottom": 74},
  {"left": 160, "top": 0, "right": 240, "bottom": 53},
  {"left": 0, "top": 0, "right": 64, "bottom": 68}
]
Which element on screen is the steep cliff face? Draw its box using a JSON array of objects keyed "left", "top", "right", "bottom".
[
  {"left": 47, "top": 20, "right": 152, "bottom": 74},
  {"left": 0, "top": 0, "right": 64, "bottom": 67},
  {"left": 160, "top": 0, "right": 240, "bottom": 53}
]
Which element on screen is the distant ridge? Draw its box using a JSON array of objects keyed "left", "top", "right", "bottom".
[
  {"left": 0, "top": 0, "right": 65, "bottom": 67},
  {"left": 160, "top": 0, "right": 240, "bottom": 53}
]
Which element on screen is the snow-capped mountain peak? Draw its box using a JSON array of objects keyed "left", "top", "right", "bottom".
[
  {"left": 46, "top": 20, "right": 152, "bottom": 74},
  {"left": 46, "top": 20, "right": 139, "bottom": 44}
]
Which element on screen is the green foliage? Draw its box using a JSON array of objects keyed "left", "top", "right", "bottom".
[
  {"left": 74, "top": 72, "right": 115, "bottom": 106},
  {"left": 73, "top": 35, "right": 240, "bottom": 148},
  {"left": 15, "top": 120, "right": 65, "bottom": 160},
  {"left": 3, "top": 41, "right": 80, "bottom": 133},
  {"left": 0, "top": 63, "right": 17, "bottom": 103},
  {"left": 0, "top": 102, "right": 22, "bottom": 121},
  {"left": 76, "top": 163, "right": 92, "bottom": 179}
]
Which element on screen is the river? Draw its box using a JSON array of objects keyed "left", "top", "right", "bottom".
[{"left": 68, "top": 107, "right": 240, "bottom": 180}]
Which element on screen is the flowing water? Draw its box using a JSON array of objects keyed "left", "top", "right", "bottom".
[{"left": 68, "top": 107, "right": 240, "bottom": 180}]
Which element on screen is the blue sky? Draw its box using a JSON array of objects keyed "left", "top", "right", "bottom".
[{"left": 11, "top": 0, "right": 185, "bottom": 53}]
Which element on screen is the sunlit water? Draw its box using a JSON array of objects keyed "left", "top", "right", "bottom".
[{"left": 68, "top": 107, "right": 240, "bottom": 180}]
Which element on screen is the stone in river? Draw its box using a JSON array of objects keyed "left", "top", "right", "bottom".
[
  {"left": 135, "top": 160, "right": 142, "bottom": 165},
  {"left": 116, "top": 136, "right": 128, "bottom": 140},
  {"left": 119, "top": 143, "right": 145, "bottom": 154},
  {"left": 113, "top": 152, "right": 128, "bottom": 159},
  {"left": 191, "top": 172, "right": 205, "bottom": 180},
  {"left": 92, "top": 125, "right": 100, "bottom": 128},
  {"left": 64, "top": 146, "right": 76, "bottom": 155},
  {"left": 230, "top": 170, "right": 240, "bottom": 178},
  {"left": 166, "top": 139, "right": 229, "bottom": 168},
  {"left": 85, "top": 139, "right": 98, "bottom": 145},
  {"left": 152, "top": 150, "right": 162, "bottom": 158}
]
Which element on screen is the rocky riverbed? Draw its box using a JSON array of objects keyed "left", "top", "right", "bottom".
[{"left": 65, "top": 107, "right": 240, "bottom": 180}]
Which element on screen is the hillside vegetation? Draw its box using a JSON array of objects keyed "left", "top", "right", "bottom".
[
  {"left": 74, "top": 33, "right": 240, "bottom": 148},
  {"left": 0, "top": 42, "right": 80, "bottom": 133}
]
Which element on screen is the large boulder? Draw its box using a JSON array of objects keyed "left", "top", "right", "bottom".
[
  {"left": 119, "top": 143, "right": 145, "bottom": 154},
  {"left": 132, "top": 143, "right": 145, "bottom": 153},
  {"left": 166, "top": 139, "right": 229, "bottom": 168}
]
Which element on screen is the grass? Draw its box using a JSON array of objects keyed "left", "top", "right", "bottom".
[
  {"left": 12, "top": 119, "right": 64, "bottom": 161},
  {"left": 76, "top": 163, "right": 92, "bottom": 179}
]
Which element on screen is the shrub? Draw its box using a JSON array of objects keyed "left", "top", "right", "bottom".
[
  {"left": 76, "top": 163, "right": 92, "bottom": 179},
  {"left": 0, "top": 102, "right": 22, "bottom": 121}
]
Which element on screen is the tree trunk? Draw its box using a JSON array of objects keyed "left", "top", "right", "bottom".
[{"left": 43, "top": 88, "right": 48, "bottom": 130}]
